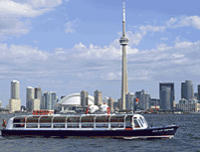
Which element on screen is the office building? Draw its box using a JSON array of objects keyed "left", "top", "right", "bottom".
[
  {"left": 176, "top": 98, "right": 200, "bottom": 112},
  {"left": 42, "top": 92, "right": 57, "bottom": 110},
  {"left": 26, "top": 86, "right": 34, "bottom": 112},
  {"left": 160, "top": 87, "right": 171, "bottom": 110},
  {"left": 159, "top": 83, "right": 175, "bottom": 110},
  {"left": 9, "top": 80, "right": 21, "bottom": 113},
  {"left": 31, "top": 99, "right": 40, "bottom": 111},
  {"left": 80, "top": 90, "right": 89, "bottom": 107},
  {"left": 126, "top": 93, "right": 135, "bottom": 111},
  {"left": 108, "top": 97, "right": 114, "bottom": 113},
  {"left": 35, "top": 87, "right": 42, "bottom": 109},
  {"left": 135, "top": 90, "right": 150, "bottom": 110},
  {"left": 150, "top": 98, "right": 160, "bottom": 109},
  {"left": 94, "top": 90, "right": 103, "bottom": 106},
  {"left": 181, "top": 80, "right": 194, "bottom": 100},
  {"left": 197, "top": 85, "right": 200, "bottom": 100}
]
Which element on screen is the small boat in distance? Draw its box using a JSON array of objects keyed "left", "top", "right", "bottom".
[{"left": 1, "top": 111, "right": 178, "bottom": 139}]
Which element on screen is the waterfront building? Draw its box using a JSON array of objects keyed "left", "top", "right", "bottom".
[
  {"left": 181, "top": 80, "right": 194, "bottom": 100},
  {"left": 150, "top": 98, "right": 160, "bottom": 108},
  {"left": 35, "top": 87, "right": 42, "bottom": 108},
  {"left": 159, "top": 83, "right": 175, "bottom": 110},
  {"left": 26, "top": 86, "right": 34, "bottom": 112},
  {"left": 94, "top": 90, "right": 103, "bottom": 106},
  {"left": 80, "top": 90, "right": 89, "bottom": 107},
  {"left": 11, "top": 80, "right": 20, "bottom": 99},
  {"left": 30, "top": 99, "right": 40, "bottom": 111},
  {"left": 126, "top": 93, "right": 135, "bottom": 111},
  {"left": 135, "top": 90, "right": 150, "bottom": 111},
  {"left": 42, "top": 92, "right": 57, "bottom": 110},
  {"left": 176, "top": 98, "right": 200, "bottom": 112},
  {"left": 9, "top": 80, "right": 21, "bottom": 113},
  {"left": 160, "top": 87, "right": 171, "bottom": 110},
  {"left": 197, "top": 85, "right": 200, "bottom": 100},
  {"left": 108, "top": 97, "right": 114, "bottom": 113},
  {"left": 120, "top": 3, "right": 129, "bottom": 110}
]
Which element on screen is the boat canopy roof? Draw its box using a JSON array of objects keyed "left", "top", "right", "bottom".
[{"left": 11, "top": 113, "right": 145, "bottom": 123}]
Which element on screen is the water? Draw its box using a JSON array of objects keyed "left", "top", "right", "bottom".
[{"left": 0, "top": 114, "right": 199, "bottom": 152}]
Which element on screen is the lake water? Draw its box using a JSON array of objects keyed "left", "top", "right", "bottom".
[{"left": 0, "top": 114, "right": 199, "bottom": 152}]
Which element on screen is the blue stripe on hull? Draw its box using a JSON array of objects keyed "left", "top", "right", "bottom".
[{"left": 1, "top": 126, "right": 178, "bottom": 138}]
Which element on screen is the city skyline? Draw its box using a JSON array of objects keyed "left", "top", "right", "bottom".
[{"left": 1, "top": 0, "right": 200, "bottom": 105}]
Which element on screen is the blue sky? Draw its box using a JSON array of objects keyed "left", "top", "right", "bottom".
[{"left": 1, "top": 0, "right": 200, "bottom": 106}]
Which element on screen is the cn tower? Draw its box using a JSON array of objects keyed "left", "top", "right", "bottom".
[{"left": 119, "top": 2, "right": 129, "bottom": 110}]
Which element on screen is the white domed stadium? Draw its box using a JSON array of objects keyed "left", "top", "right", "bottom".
[{"left": 58, "top": 93, "right": 94, "bottom": 106}]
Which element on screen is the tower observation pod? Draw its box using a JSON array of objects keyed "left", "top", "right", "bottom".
[{"left": 120, "top": 2, "right": 129, "bottom": 110}]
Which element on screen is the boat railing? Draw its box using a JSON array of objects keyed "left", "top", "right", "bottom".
[{"left": 11, "top": 114, "right": 138, "bottom": 129}]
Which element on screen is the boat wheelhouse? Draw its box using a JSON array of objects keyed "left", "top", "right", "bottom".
[{"left": 1, "top": 113, "right": 178, "bottom": 139}]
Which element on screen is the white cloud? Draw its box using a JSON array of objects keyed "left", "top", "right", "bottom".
[
  {"left": 128, "top": 15, "right": 200, "bottom": 46},
  {"left": 167, "top": 16, "right": 200, "bottom": 29},
  {"left": 0, "top": 0, "right": 63, "bottom": 38},
  {"left": 65, "top": 19, "right": 79, "bottom": 34}
]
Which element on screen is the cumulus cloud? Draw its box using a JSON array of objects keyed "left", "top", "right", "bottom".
[
  {"left": 167, "top": 16, "right": 200, "bottom": 29},
  {"left": 1, "top": 38, "right": 200, "bottom": 82},
  {"left": 0, "top": 0, "right": 63, "bottom": 38},
  {"left": 128, "top": 15, "right": 200, "bottom": 46}
]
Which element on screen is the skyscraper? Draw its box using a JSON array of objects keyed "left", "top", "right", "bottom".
[
  {"left": 126, "top": 93, "right": 135, "bottom": 111},
  {"left": 94, "top": 90, "right": 103, "bottom": 106},
  {"left": 35, "top": 87, "right": 42, "bottom": 108},
  {"left": 120, "top": 2, "right": 129, "bottom": 110},
  {"left": 42, "top": 92, "right": 57, "bottom": 110},
  {"left": 108, "top": 97, "right": 114, "bottom": 113},
  {"left": 80, "top": 90, "right": 88, "bottom": 107},
  {"left": 11, "top": 80, "right": 20, "bottom": 99},
  {"left": 160, "top": 87, "right": 171, "bottom": 110},
  {"left": 9, "top": 80, "right": 21, "bottom": 113},
  {"left": 159, "top": 83, "right": 175, "bottom": 110},
  {"left": 181, "top": 80, "right": 194, "bottom": 100},
  {"left": 135, "top": 90, "right": 150, "bottom": 111},
  {"left": 26, "top": 86, "right": 34, "bottom": 112},
  {"left": 198, "top": 85, "right": 200, "bottom": 100}
]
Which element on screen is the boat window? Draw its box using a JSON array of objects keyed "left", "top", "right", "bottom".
[
  {"left": 53, "top": 124, "right": 65, "bottom": 128},
  {"left": 13, "top": 124, "right": 24, "bottom": 128},
  {"left": 53, "top": 117, "right": 66, "bottom": 123},
  {"left": 26, "top": 116, "right": 39, "bottom": 123},
  {"left": 26, "top": 124, "right": 38, "bottom": 128},
  {"left": 81, "top": 123, "right": 94, "bottom": 128},
  {"left": 40, "top": 116, "right": 52, "bottom": 123},
  {"left": 13, "top": 117, "right": 25, "bottom": 123},
  {"left": 138, "top": 119, "right": 143, "bottom": 127},
  {"left": 125, "top": 115, "right": 132, "bottom": 128},
  {"left": 81, "top": 116, "right": 94, "bottom": 123},
  {"left": 139, "top": 117, "right": 144, "bottom": 124},
  {"left": 111, "top": 123, "right": 124, "bottom": 128},
  {"left": 96, "top": 116, "right": 109, "bottom": 123},
  {"left": 67, "top": 117, "right": 80, "bottom": 123},
  {"left": 67, "top": 123, "right": 79, "bottom": 128},
  {"left": 40, "top": 123, "right": 51, "bottom": 128},
  {"left": 110, "top": 116, "right": 124, "bottom": 122},
  {"left": 134, "top": 118, "right": 140, "bottom": 128},
  {"left": 96, "top": 123, "right": 108, "bottom": 128}
]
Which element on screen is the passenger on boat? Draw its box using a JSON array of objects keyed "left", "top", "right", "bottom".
[{"left": 2, "top": 119, "right": 6, "bottom": 128}]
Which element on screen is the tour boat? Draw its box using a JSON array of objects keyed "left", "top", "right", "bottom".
[{"left": 1, "top": 112, "right": 178, "bottom": 139}]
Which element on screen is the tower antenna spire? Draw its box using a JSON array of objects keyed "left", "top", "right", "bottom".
[{"left": 123, "top": 1, "right": 126, "bottom": 22}]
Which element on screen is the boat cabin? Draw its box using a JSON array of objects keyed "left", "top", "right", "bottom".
[{"left": 6, "top": 114, "right": 148, "bottom": 130}]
